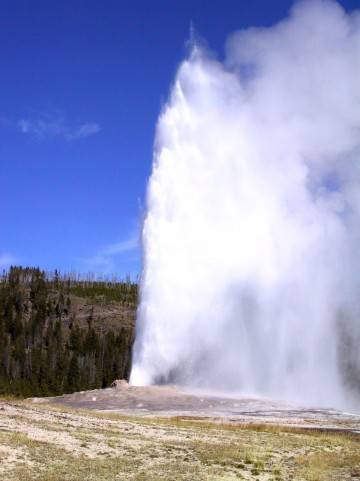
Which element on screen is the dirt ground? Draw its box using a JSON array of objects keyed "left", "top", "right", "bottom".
[{"left": 0, "top": 385, "right": 360, "bottom": 480}]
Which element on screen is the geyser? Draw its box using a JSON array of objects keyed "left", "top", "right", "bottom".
[{"left": 131, "top": 0, "right": 360, "bottom": 408}]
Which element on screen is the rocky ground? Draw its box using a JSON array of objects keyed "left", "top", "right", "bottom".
[{"left": 0, "top": 385, "right": 360, "bottom": 480}]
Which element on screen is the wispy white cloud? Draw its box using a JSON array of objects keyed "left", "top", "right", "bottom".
[
  {"left": 66, "top": 123, "right": 101, "bottom": 140},
  {"left": 0, "top": 253, "right": 18, "bottom": 270},
  {"left": 17, "top": 114, "right": 101, "bottom": 141},
  {"left": 77, "top": 235, "right": 139, "bottom": 276},
  {"left": 79, "top": 254, "right": 114, "bottom": 274},
  {"left": 102, "top": 236, "right": 139, "bottom": 256}
]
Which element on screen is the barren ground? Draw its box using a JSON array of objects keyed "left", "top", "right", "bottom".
[{"left": 1, "top": 385, "right": 360, "bottom": 480}]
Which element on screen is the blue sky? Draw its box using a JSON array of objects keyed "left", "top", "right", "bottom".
[{"left": 1, "top": 0, "right": 357, "bottom": 279}]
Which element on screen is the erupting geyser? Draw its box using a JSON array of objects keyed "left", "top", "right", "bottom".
[{"left": 131, "top": 0, "right": 360, "bottom": 408}]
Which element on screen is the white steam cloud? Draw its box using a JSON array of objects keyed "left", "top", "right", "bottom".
[{"left": 131, "top": 0, "right": 360, "bottom": 409}]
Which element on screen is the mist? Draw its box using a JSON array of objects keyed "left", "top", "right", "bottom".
[{"left": 131, "top": 0, "right": 360, "bottom": 409}]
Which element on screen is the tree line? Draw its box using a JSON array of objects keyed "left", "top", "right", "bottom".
[{"left": 0, "top": 266, "right": 137, "bottom": 397}]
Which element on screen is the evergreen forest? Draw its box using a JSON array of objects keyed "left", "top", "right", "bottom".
[{"left": 0, "top": 266, "right": 137, "bottom": 397}]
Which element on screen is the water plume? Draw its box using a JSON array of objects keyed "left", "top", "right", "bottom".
[{"left": 131, "top": 0, "right": 360, "bottom": 408}]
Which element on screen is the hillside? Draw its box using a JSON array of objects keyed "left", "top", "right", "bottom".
[{"left": 0, "top": 266, "right": 137, "bottom": 397}]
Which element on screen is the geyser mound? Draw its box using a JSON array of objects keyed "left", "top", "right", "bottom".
[{"left": 131, "top": 0, "right": 360, "bottom": 409}]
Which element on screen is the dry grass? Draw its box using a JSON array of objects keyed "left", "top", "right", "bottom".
[{"left": 0, "top": 398, "right": 359, "bottom": 481}]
